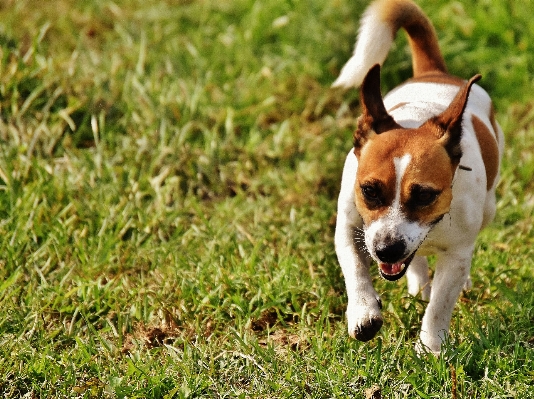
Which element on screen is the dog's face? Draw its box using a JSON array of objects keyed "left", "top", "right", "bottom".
[
  {"left": 355, "top": 128, "right": 455, "bottom": 280},
  {"left": 353, "top": 65, "right": 480, "bottom": 280}
]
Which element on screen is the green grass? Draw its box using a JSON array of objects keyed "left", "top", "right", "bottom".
[{"left": 0, "top": 0, "right": 533, "bottom": 397}]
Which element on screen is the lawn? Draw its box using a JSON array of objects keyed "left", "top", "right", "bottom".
[{"left": 0, "top": 0, "right": 533, "bottom": 397}]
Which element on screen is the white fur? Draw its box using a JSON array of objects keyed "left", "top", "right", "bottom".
[
  {"left": 365, "top": 215, "right": 430, "bottom": 265},
  {"left": 406, "top": 256, "right": 431, "bottom": 299},
  {"left": 334, "top": 32, "right": 504, "bottom": 356},
  {"left": 335, "top": 152, "right": 382, "bottom": 339},
  {"left": 335, "top": 77, "right": 504, "bottom": 353},
  {"left": 364, "top": 154, "right": 431, "bottom": 263},
  {"left": 385, "top": 82, "right": 494, "bottom": 129},
  {"left": 332, "top": 3, "right": 393, "bottom": 89},
  {"left": 393, "top": 155, "right": 411, "bottom": 207}
]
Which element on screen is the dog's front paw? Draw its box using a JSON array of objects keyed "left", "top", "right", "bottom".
[
  {"left": 351, "top": 316, "right": 383, "bottom": 342},
  {"left": 346, "top": 298, "right": 383, "bottom": 342}
]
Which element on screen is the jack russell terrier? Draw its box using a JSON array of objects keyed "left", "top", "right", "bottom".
[{"left": 332, "top": 0, "right": 503, "bottom": 354}]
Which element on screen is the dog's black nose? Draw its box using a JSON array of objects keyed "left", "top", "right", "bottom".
[{"left": 375, "top": 240, "right": 406, "bottom": 263}]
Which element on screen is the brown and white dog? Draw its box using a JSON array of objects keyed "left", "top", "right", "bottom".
[{"left": 333, "top": 0, "right": 503, "bottom": 354}]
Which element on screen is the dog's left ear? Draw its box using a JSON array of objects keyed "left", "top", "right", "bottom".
[
  {"left": 423, "top": 74, "right": 482, "bottom": 167},
  {"left": 353, "top": 64, "right": 401, "bottom": 156}
]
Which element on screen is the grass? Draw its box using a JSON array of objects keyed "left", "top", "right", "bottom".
[{"left": 0, "top": 0, "right": 533, "bottom": 397}]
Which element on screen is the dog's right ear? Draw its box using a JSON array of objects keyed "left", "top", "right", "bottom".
[
  {"left": 353, "top": 64, "right": 401, "bottom": 157},
  {"left": 422, "top": 74, "right": 481, "bottom": 169}
]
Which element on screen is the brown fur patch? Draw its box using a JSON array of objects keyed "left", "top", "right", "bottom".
[
  {"left": 408, "top": 71, "right": 465, "bottom": 87},
  {"left": 422, "top": 75, "right": 481, "bottom": 167},
  {"left": 354, "top": 129, "right": 455, "bottom": 225},
  {"left": 387, "top": 102, "right": 409, "bottom": 113},
  {"left": 471, "top": 115, "right": 499, "bottom": 190},
  {"left": 354, "top": 134, "right": 398, "bottom": 223},
  {"left": 354, "top": 65, "right": 402, "bottom": 156},
  {"left": 401, "top": 141, "right": 454, "bottom": 224},
  {"left": 376, "top": 0, "right": 447, "bottom": 76}
]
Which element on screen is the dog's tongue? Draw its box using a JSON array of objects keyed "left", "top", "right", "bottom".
[{"left": 380, "top": 262, "right": 404, "bottom": 276}]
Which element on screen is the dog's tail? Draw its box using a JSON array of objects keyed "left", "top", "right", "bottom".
[{"left": 332, "top": 0, "right": 447, "bottom": 89}]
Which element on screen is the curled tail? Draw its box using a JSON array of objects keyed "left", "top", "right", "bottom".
[{"left": 332, "top": 0, "right": 446, "bottom": 89}]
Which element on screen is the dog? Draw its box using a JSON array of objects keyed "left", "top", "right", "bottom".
[{"left": 333, "top": 0, "right": 503, "bottom": 354}]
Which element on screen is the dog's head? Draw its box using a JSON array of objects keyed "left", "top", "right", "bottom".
[{"left": 353, "top": 65, "right": 480, "bottom": 281}]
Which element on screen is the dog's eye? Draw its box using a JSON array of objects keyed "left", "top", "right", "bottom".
[
  {"left": 361, "top": 184, "right": 383, "bottom": 206},
  {"left": 410, "top": 186, "right": 440, "bottom": 207}
]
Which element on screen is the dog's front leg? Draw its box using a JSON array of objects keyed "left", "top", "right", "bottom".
[
  {"left": 418, "top": 248, "right": 473, "bottom": 354},
  {"left": 335, "top": 152, "right": 383, "bottom": 341}
]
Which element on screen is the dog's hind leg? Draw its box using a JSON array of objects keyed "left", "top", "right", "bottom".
[{"left": 406, "top": 256, "right": 431, "bottom": 301}]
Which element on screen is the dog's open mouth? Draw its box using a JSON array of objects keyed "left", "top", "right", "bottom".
[{"left": 378, "top": 252, "right": 416, "bottom": 281}]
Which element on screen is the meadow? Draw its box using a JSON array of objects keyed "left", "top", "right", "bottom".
[{"left": 0, "top": 0, "right": 533, "bottom": 397}]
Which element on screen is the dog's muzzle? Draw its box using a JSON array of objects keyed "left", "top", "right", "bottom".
[
  {"left": 378, "top": 252, "right": 415, "bottom": 281},
  {"left": 374, "top": 240, "right": 415, "bottom": 281}
]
